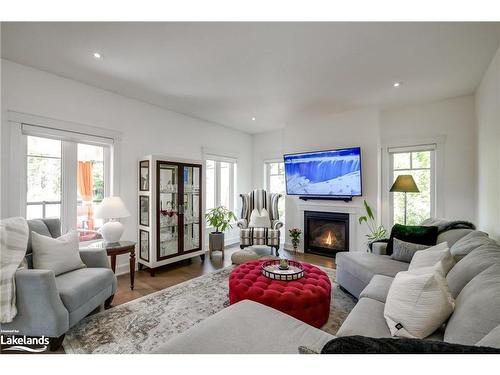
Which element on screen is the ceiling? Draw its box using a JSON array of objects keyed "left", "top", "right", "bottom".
[{"left": 2, "top": 22, "right": 500, "bottom": 134}]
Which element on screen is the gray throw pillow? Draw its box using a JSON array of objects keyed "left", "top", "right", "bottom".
[
  {"left": 32, "top": 230, "right": 86, "bottom": 276},
  {"left": 391, "top": 238, "right": 429, "bottom": 263},
  {"left": 449, "top": 231, "right": 491, "bottom": 262}
]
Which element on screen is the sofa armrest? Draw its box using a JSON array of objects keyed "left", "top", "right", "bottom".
[
  {"left": 371, "top": 242, "right": 388, "bottom": 255},
  {"left": 237, "top": 219, "right": 248, "bottom": 229},
  {"left": 3, "top": 269, "right": 69, "bottom": 337},
  {"left": 79, "top": 248, "right": 110, "bottom": 268},
  {"left": 272, "top": 220, "right": 284, "bottom": 230}
]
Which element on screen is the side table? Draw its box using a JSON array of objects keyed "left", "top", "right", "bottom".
[{"left": 86, "top": 240, "right": 137, "bottom": 290}]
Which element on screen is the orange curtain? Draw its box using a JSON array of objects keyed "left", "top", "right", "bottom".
[{"left": 77, "top": 161, "right": 94, "bottom": 230}]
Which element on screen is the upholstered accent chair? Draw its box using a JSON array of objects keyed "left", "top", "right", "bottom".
[
  {"left": 237, "top": 189, "right": 283, "bottom": 255},
  {"left": 1, "top": 218, "right": 117, "bottom": 351}
]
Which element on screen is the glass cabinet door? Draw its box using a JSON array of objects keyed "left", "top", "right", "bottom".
[
  {"left": 182, "top": 165, "right": 201, "bottom": 252},
  {"left": 158, "top": 162, "right": 179, "bottom": 259}
]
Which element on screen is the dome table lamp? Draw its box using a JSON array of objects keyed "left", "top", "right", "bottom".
[
  {"left": 95, "top": 196, "right": 131, "bottom": 244},
  {"left": 390, "top": 175, "right": 419, "bottom": 225}
]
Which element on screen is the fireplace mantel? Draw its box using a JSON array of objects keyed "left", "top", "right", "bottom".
[{"left": 294, "top": 201, "right": 363, "bottom": 253}]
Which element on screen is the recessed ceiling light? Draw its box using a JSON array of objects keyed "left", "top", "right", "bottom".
[
  {"left": 393, "top": 81, "right": 401, "bottom": 87},
  {"left": 93, "top": 52, "right": 102, "bottom": 59},
  {"left": 251, "top": 117, "right": 256, "bottom": 121}
]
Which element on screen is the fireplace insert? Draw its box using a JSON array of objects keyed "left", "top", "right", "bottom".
[{"left": 304, "top": 211, "right": 349, "bottom": 257}]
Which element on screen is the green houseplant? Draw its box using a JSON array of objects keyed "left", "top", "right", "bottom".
[
  {"left": 358, "top": 200, "right": 387, "bottom": 244},
  {"left": 289, "top": 228, "right": 302, "bottom": 251},
  {"left": 205, "top": 206, "right": 237, "bottom": 255}
]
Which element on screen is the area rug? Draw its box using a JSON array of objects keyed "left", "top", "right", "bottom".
[{"left": 63, "top": 266, "right": 356, "bottom": 354}]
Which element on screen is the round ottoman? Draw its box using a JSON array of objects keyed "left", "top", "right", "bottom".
[{"left": 229, "top": 260, "right": 332, "bottom": 328}]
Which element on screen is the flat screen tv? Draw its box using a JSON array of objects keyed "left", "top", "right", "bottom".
[{"left": 284, "top": 147, "right": 362, "bottom": 197}]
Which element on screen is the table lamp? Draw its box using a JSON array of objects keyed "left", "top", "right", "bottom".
[
  {"left": 95, "top": 196, "right": 131, "bottom": 244},
  {"left": 390, "top": 175, "right": 419, "bottom": 225}
]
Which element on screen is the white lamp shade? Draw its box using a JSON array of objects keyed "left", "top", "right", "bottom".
[{"left": 95, "top": 196, "right": 130, "bottom": 219}]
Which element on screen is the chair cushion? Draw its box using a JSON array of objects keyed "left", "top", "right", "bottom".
[
  {"left": 444, "top": 264, "right": 500, "bottom": 346},
  {"left": 386, "top": 224, "right": 438, "bottom": 256},
  {"left": 359, "top": 275, "right": 394, "bottom": 303},
  {"left": 336, "top": 298, "right": 392, "bottom": 338},
  {"left": 446, "top": 242, "right": 500, "bottom": 298},
  {"left": 449, "top": 231, "right": 491, "bottom": 262},
  {"left": 55, "top": 268, "right": 116, "bottom": 313}
]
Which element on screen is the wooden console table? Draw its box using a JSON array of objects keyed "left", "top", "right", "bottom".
[{"left": 86, "top": 241, "right": 137, "bottom": 290}]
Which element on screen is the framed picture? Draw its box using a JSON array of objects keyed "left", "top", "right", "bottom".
[
  {"left": 139, "top": 160, "right": 149, "bottom": 191},
  {"left": 140, "top": 195, "right": 149, "bottom": 227},
  {"left": 139, "top": 229, "right": 149, "bottom": 262}
]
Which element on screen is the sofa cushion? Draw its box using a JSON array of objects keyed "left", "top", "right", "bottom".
[
  {"left": 391, "top": 238, "right": 429, "bottom": 263},
  {"left": 336, "top": 298, "right": 392, "bottom": 338},
  {"left": 444, "top": 264, "right": 500, "bottom": 346},
  {"left": 386, "top": 224, "right": 438, "bottom": 256},
  {"left": 436, "top": 228, "right": 475, "bottom": 247},
  {"left": 449, "top": 231, "right": 491, "bottom": 262},
  {"left": 154, "top": 300, "right": 334, "bottom": 354},
  {"left": 55, "top": 267, "right": 116, "bottom": 313},
  {"left": 384, "top": 264, "right": 455, "bottom": 339},
  {"left": 475, "top": 325, "right": 500, "bottom": 349},
  {"left": 446, "top": 243, "right": 500, "bottom": 298},
  {"left": 407, "top": 243, "right": 455, "bottom": 275},
  {"left": 359, "top": 275, "right": 394, "bottom": 303},
  {"left": 336, "top": 252, "right": 409, "bottom": 288}
]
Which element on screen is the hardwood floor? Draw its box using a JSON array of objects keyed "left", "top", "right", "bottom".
[{"left": 112, "top": 244, "right": 336, "bottom": 307}]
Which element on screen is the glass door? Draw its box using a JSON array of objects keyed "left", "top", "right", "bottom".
[
  {"left": 157, "top": 162, "right": 180, "bottom": 260},
  {"left": 182, "top": 164, "right": 202, "bottom": 253}
]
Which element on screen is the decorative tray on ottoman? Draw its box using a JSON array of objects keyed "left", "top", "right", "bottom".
[{"left": 261, "top": 260, "right": 304, "bottom": 281}]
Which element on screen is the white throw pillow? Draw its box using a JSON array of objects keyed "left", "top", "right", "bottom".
[
  {"left": 408, "top": 242, "right": 455, "bottom": 275},
  {"left": 32, "top": 230, "right": 86, "bottom": 276},
  {"left": 384, "top": 263, "right": 455, "bottom": 339},
  {"left": 248, "top": 208, "right": 272, "bottom": 228}
]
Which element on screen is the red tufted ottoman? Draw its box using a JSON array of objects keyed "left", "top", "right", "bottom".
[{"left": 229, "top": 260, "right": 332, "bottom": 328}]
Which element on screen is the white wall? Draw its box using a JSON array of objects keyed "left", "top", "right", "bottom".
[
  {"left": 251, "top": 129, "right": 284, "bottom": 189},
  {"left": 476, "top": 46, "right": 500, "bottom": 240},
  {"left": 1, "top": 59, "right": 253, "bottom": 273},
  {"left": 380, "top": 95, "right": 477, "bottom": 227}
]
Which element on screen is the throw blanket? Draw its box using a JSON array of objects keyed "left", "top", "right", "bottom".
[
  {"left": 421, "top": 218, "right": 476, "bottom": 234},
  {"left": 0, "top": 217, "right": 29, "bottom": 323}
]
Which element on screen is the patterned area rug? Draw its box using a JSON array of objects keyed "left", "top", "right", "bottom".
[{"left": 63, "top": 265, "right": 356, "bottom": 354}]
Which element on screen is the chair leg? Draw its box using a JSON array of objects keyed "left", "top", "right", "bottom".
[
  {"left": 105, "top": 294, "right": 114, "bottom": 309},
  {"left": 49, "top": 334, "right": 65, "bottom": 352}
]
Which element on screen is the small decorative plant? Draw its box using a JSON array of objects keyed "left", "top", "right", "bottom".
[
  {"left": 205, "top": 206, "right": 237, "bottom": 233},
  {"left": 289, "top": 228, "right": 302, "bottom": 250},
  {"left": 358, "top": 200, "right": 387, "bottom": 242}
]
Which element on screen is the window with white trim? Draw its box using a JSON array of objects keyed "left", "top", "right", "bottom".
[
  {"left": 389, "top": 145, "right": 436, "bottom": 226},
  {"left": 264, "top": 161, "right": 286, "bottom": 223},
  {"left": 23, "top": 124, "right": 112, "bottom": 242},
  {"left": 205, "top": 156, "right": 237, "bottom": 215}
]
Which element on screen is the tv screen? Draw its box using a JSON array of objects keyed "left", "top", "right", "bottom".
[{"left": 284, "top": 147, "right": 362, "bottom": 197}]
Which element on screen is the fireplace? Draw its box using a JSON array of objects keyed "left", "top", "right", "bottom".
[{"left": 304, "top": 211, "right": 349, "bottom": 257}]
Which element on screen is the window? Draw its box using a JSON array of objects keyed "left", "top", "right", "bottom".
[
  {"left": 264, "top": 161, "right": 285, "bottom": 223},
  {"left": 205, "top": 157, "right": 237, "bottom": 216},
  {"left": 389, "top": 146, "right": 435, "bottom": 225},
  {"left": 24, "top": 131, "right": 111, "bottom": 242}
]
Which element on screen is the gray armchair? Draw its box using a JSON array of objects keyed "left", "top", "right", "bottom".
[
  {"left": 1, "top": 218, "right": 117, "bottom": 351},
  {"left": 238, "top": 189, "right": 283, "bottom": 255}
]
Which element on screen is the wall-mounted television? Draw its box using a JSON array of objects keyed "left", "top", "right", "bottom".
[{"left": 284, "top": 147, "right": 362, "bottom": 198}]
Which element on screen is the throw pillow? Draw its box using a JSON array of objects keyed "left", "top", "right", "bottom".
[
  {"left": 408, "top": 242, "right": 455, "bottom": 275},
  {"left": 32, "top": 230, "right": 86, "bottom": 276},
  {"left": 248, "top": 208, "right": 271, "bottom": 228},
  {"left": 449, "top": 231, "right": 491, "bottom": 262},
  {"left": 391, "top": 238, "right": 430, "bottom": 263},
  {"left": 320, "top": 335, "right": 500, "bottom": 354},
  {"left": 386, "top": 224, "right": 438, "bottom": 256},
  {"left": 384, "top": 264, "right": 455, "bottom": 339}
]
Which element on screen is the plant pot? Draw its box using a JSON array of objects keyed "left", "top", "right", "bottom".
[{"left": 209, "top": 232, "right": 224, "bottom": 252}]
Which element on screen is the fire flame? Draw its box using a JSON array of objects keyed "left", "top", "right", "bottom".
[{"left": 325, "top": 231, "right": 334, "bottom": 246}]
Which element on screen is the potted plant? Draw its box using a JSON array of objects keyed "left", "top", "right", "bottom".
[
  {"left": 289, "top": 228, "right": 302, "bottom": 251},
  {"left": 358, "top": 200, "right": 387, "bottom": 248},
  {"left": 205, "top": 206, "right": 237, "bottom": 255}
]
